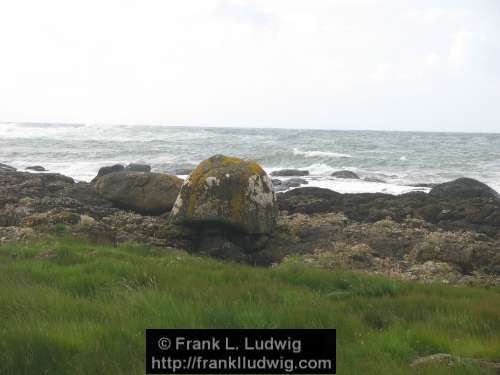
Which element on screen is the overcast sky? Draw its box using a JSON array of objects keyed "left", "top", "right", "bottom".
[{"left": 0, "top": 0, "right": 499, "bottom": 132}]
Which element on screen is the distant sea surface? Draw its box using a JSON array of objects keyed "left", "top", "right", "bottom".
[{"left": 1, "top": 122, "right": 500, "bottom": 194}]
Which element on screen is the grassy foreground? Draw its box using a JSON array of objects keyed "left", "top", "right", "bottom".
[{"left": 0, "top": 237, "right": 499, "bottom": 375}]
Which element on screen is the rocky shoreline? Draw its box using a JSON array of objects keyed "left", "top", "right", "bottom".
[{"left": 1, "top": 159, "right": 499, "bottom": 287}]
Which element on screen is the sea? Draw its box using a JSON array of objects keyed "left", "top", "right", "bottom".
[{"left": 1, "top": 122, "right": 500, "bottom": 195}]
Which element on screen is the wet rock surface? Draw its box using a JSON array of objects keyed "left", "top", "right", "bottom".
[
  {"left": 90, "top": 164, "right": 125, "bottom": 183},
  {"left": 429, "top": 177, "right": 499, "bottom": 200},
  {"left": 0, "top": 163, "right": 16, "bottom": 172}
]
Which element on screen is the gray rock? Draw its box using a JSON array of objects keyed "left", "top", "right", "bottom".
[
  {"left": 170, "top": 155, "right": 278, "bottom": 234},
  {"left": 96, "top": 172, "right": 183, "bottom": 215}
]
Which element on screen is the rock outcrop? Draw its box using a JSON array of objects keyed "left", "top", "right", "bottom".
[
  {"left": 26, "top": 165, "right": 47, "bottom": 172},
  {"left": 429, "top": 177, "right": 499, "bottom": 201},
  {"left": 278, "top": 184, "right": 500, "bottom": 236},
  {"left": 272, "top": 178, "right": 308, "bottom": 192},
  {"left": 171, "top": 155, "right": 277, "bottom": 234},
  {"left": 96, "top": 172, "right": 183, "bottom": 215}
]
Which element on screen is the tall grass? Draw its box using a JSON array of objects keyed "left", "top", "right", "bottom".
[{"left": 0, "top": 236, "right": 498, "bottom": 374}]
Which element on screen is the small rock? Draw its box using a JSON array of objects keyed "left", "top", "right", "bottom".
[
  {"left": 96, "top": 172, "right": 183, "bottom": 215},
  {"left": 331, "top": 170, "right": 359, "bottom": 179},
  {"left": 91, "top": 164, "right": 125, "bottom": 183},
  {"left": 25, "top": 165, "right": 47, "bottom": 172},
  {"left": 0, "top": 163, "right": 17, "bottom": 172},
  {"left": 287, "top": 178, "right": 308, "bottom": 187}
]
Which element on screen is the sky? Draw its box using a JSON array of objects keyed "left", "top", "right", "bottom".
[{"left": 0, "top": 0, "right": 499, "bottom": 132}]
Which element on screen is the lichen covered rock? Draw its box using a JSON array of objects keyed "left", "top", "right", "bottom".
[
  {"left": 170, "top": 155, "right": 277, "bottom": 234},
  {"left": 96, "top": 172, "right": 183, "bottom": 215}
]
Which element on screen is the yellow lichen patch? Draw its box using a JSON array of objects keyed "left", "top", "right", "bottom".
[
  {"left": 179, "top": 155, "right": 268, "bottom": 220},
  {"left": 230, "top": 191, "right": 243, "bottom": 222},
  {"left": 246, "top": 160, "right": 264, "bottom": 175}
]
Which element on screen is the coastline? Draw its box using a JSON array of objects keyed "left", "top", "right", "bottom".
[{"left": 1, "top": 161, "right": 499, "bottom": 287}]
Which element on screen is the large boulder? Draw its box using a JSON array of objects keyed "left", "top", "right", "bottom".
[
  {"left": 96, "top": 172, "right": 183, "bottom": 215},
  {"left": 170, "top": 155, "right": 277, "bottom": 234},
  {"left": 429, "top": 178, "right": 499, "bottom": 201}
]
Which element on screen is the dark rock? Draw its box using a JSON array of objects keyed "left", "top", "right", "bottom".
[
  {"left": 278, "top": 187, "right": 343, "bottom": 214},
  {"left": 96, "top": 172, "right": 183, "bottom": 215},
  {"left": 125, "top": 163, "right": 151, "bottom": 173},
  {"left": 270, "top": 169, "right": 309, "bottom": 177},
  {"left": 272, "top": 179, "right": 283, "bottom": 186},
  {"left": 25, "top": 165, "right": 47, "bottom": 172},
  {"left": 171, "top": 155, "right": 277, "bottom": 234},
  {"left": 0, "top": 163, "right": 16, "bottom": 172},
  {"left": 429, "top": 178, "right": 499, "bottom": 201},
  {"left": 331, "top": 170, "right": 359, "bottom": 179},
  {"left": 272, "top": 178, "right": 309, "bottom": 192},
  {"left": 272, "top": 179, "right": 287, "bottom": 192},
  {"left": 287, "top": 178, "right": 308, "bottom": 187},
  {"left": 91, "top": 164, "right": 125, "bottom": 183}
]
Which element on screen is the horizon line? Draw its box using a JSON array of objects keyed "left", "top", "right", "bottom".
[{"left": 1, "top": 120, "right": 499, "bottom": 135}]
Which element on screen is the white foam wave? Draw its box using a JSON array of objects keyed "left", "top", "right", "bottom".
[
  {"left": 284, "top": 178, "right": 431, "bottom": 195},
  {"left": 293, "top": 148, "right": 352, "bottom": 158},
  {"left": 305, "top": 163, "right": 337, "bottom": 176}
]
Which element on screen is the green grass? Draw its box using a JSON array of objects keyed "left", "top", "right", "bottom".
[{"left": 0, "top": 236, "right": 499, "bottom": 374}]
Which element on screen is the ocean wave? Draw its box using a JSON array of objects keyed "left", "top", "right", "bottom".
[{"left": 293, "top": 148, "right": 352, "bottom": 158}]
